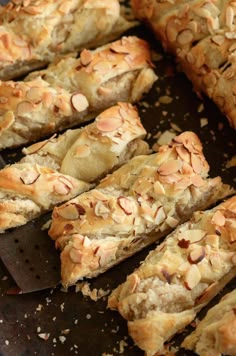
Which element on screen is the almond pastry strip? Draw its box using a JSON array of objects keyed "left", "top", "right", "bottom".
[
  {"left": 108, "top": 196, "right": 236, "bottom": 356},
  {"left": 0, "top": 0, "right": 134, "bottom": 80},
  {"left": 0, "top": 36, "right": 157, "bottom": 150},
  {"left": 21, "top": 103, "right": 149, "bottom": 183},
  {"left": 0, "top": 103, "right": 148, "bottom": 232},
  {"left": 48, "top": 131, "right": 233, "bottom": 286},
  {"left": 182, "top": 289, "right": 236, "bottom": 356},
  {"left": 131, "top": 0, "right": 236, "bottom": 129}
]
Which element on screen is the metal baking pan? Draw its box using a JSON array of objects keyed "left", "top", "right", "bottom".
[{"left": 0, "top": 5, "right": 235, "bottom": 356}]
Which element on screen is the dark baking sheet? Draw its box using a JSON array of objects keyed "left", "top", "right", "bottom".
[{"left": 0, "top": 13, "right": 236, "bottom": 356}]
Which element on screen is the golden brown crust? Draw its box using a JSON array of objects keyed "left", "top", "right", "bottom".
[
  {"left": 182, "top": 289, "right": 236, "bottom": 356},
  {"left": 0, "top": 0, "right": 134, "bottom": 80},
  {"left": 131, "top": 0, "right": 236, "bottom": 129},
  {"left": 0, "top": 36, "right": 157, "bottom": 150},
  {"left": 48, "top": 131, "right": 233, "bottom": 287},
  {"left": 0, "top": 103, "right": 148, "bottom": 232},
  {"left": 108, "top": 196, "right": 236, "bottom": 356}
]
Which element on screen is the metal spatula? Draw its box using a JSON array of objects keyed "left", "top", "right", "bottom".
[{"left": 0, "top": 213, "right": 61, "bottom": 293}]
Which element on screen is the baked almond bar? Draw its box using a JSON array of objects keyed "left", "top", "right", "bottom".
[
  {"left": 0, "top": 37, "right": 157, "bottom": 149},
  {"left": 131, "top": 0, "right": 236, "bottom": 129},
  {"left": 0, "top": 103, "right": 148, "bottom": 232},
  {"left": 48, "top": 131, "right": 232, "bottom": 286},
  {"left": 21, "top": 103, "right": 149, "bottom": 182},
  {"left": 0, "top": 0, "right": 134, "bottom": 80},
  {"left": 182, "top": 289, "right": 236, "bottom": 356},
  {"left": 108, "top": 196, "right": 236, "bottom": 356}
]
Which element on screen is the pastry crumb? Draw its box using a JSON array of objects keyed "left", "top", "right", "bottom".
[{"left": 75, "top": 281, "right": 110, "bottom": 301}]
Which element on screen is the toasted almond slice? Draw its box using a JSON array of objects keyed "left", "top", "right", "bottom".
[
  {"left": 154, "top": 206, "right": 166, "bottom": 225},
  {"left": 20, "top": 169, "right": 40, "bottom": 185},
  {"left": 188, "top": 246, "right": 206, "bottom": 264},
  {"left": 211, "top": 210, "right": 226, "bottom": 226},
  {"left": 191, "top": 153, "right": 203, "bottom": 174},
  {"left": 96, "top": 116, "right": 123, "bottom": 132},
  {"left": 16, "top": 101, "right": 35, "bottom": 116},
  {"left": 26, "top": 87, "right": 41, "bottom": 102},
  {"left": 0, "top": 111, "right": 15, "bottom": 131},
  {"left": 94, "top": 201, "right": 110, "bottom": 217},
  {"left": 80, "top": 49, "right": 93, "bottom": 66},
  {"left": 175, "top": 145, "right": 190, "bottom": 162},
  {"left": 74, "top": 144, "right": 91, "bottom": 158},
  {"left": 191, "top": 175, "right": 205, "bottom": 187},
  {"left": 71, "top": 93, "right": 89, "bottom": 112},
  {"left": 166, "top": 216, "right": 179, "bottom": 228},
  {"left": 153, "top": 181, "right": 165, "bottom": 195},
  {"left": 69, "top": 248, "right": 83, "bottom": 264},
  {"left": 158, "top": 159, "right": 182, "bottom": 175},
  {"left": 117, "top": 196, "right": 134, "bottom": 215},
  {"left": 57, "top": 203, "right": 85, "bottom": 220},
  {"left": 184, "top": 264, "right": 201, "bottom": 290}
]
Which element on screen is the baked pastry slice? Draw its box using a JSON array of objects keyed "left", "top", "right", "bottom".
[
  {"left": 182, "top": 289, "right": 236, "bottom": 356},
  {"left": 108, "top": 196, "right": 236, "bottom": 356},
  {"left": 0, "top": 103, "right": 148, "bottom": 232},
  {"left": 0, "top": 0, "right": 134, "bottom": 80},
  {"left": 48, "top": 131, "right": 233, "bottom": 286},
  {"left": 0, "top": 163, "right": 91, "bottom": 233},
  {"left": 0, "top": 37, "right": 157, "bottom": 150},
  {"left": 131, "top": 0, "right": 236, "bottom": 129},
  {"left": 25, "top": 36, "right": 157, "bottom": 111},
  {"left": 21, "top": 103, "right": 149, "bottom": 182}
]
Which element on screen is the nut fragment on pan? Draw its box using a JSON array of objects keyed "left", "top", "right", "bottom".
[
  {"left": 182, "top": 289, "right": 236, "bottom": 356},
  {"left": 0, "top": 103, "right": 149, "bottom": 232},
  {"left": 0, "top": 36, "right": 157, "bottom": 150},
  {"left": 131, "top": 0, "right": 236, "bottom": 129},
  {"left": 48, "top": 131, "right": 233, "bottom": 287},
  {"left": 0, "top": 0, "right": 135, "bottom": 80},
  {"left": 22, "top": 103, "right": 149, "bottom": 182},
  {"left": 108, "top": 196, "right": 236, "bottom": 356}
]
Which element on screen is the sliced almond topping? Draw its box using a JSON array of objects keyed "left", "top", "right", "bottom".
[
  {"left": 26, "top": 87, "right": 41, "bottom": 102},
  {"left": 117, "top": 196, "right": 134, "bottom": 215},
  {"left": 74, "top": 144, "right": 90, "bottom": 158},
  {"left": 184, "top": 265, "right": 201, "bottom": 290},
  {"left": 71, "top": 93, "right": 89, "bottom": 112},
  {"left": 80, "top": 49, "right": 93, "bottom": 66},
  {"left": 191, "top": 153, "right": 202, "bottom": 174},
  {"left": 195, "top": 282, "right": 218, "bottom": 305},
  {"left": 54, "top": 180, "right": 71, "bottom": 195},
  {"left": 175, "top": 145, "right": 190, "bottom": 162},
  {"left": 211, "top": 210, "right": 226, "bottom": 226},
  {"left": 57, "top": 203, "right": 85, "bottom": 220},
  {"left": 83, "top": 236, "right": 91, "bottom": 248},
  {"left": 96, "top": 116, "right": 123, "bottom": 132},
  {"left": 177, "top": 229, "right": 206, "bottom": 244},
  {"left": 188, "top": 246, "right": 206, "bottom": 264},
  {"left": 16, "top": 101, "right": 35, "bottom": 116},
  {"left": 205, "top": 234, "right": 219, "bottom": 248},
  {"left": 94, "top": 201, "right": 110, "bottom": 217},
  {"left": 158, "top": 159, "right": 182, "bottom": 176},
  {"left": 153, "top": 181, "right": 165, "bottom": 195},
  {"left": 166, "top": 216, "right": 179, "bottom": 228},
  {"left": 191, "top": 175, "right": 205, "bottom": 187},
  {"left": 69, "top": 248, "right": 83, "bottom": 264},
  {"left": 154, "top": 206, "right": 166, "bottom": 225},
  {"left": 20, "top": 169, "right": 40, "bottom": 185},
  {"left": 0, "top": 111, "right": 15, "bottom": 131}
]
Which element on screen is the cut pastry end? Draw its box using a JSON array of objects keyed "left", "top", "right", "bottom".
[
  {"left": 182, "top": 289, "right": 236, "bottom": 356},
  {"left": 107, "top": 196, "right": 236, "bottom": 356}
]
